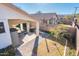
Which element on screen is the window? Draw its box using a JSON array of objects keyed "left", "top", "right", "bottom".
[
  {"left": 42, "top": 19, "right": 47, "bottom": 24},
  {"left": 49, "top": 19, "right": 53, "bottom": 24},
  {"left": 0, "top": 22, "right": 5, "bottom": 33}
]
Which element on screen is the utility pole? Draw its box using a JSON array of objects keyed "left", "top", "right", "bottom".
[
  {"left": 73, "top": 7, "right": 77, "bottom": 18},
  {"left": 72, "top": 7, "right": 78, "bottom": 27}
]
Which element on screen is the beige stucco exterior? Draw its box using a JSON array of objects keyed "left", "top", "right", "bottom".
[
  {"left": 0, "top": 3, "right": 39, "bottom": 49},
  {"left": 0, "top": 3, "right": 37, "bottom": 22}
]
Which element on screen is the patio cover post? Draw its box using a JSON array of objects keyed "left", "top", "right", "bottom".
[
  {"left": 36, "top": 22, "right": 39, "bottom": 36},
  {"left": 20, "top": 23, "right": 24, "bottom": 31},
  {"left": 26, "top": 22, "right": 30, "bottom": 33}
]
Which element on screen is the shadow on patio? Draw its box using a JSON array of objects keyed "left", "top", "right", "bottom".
[
  {"left": 32, "top": 36, "right": 39, "bottom": 56},
  {"left": 15, "top": 49, "right": 22, "bottom": 56}
]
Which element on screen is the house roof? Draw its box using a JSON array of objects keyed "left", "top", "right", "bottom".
[
  {"left": 1, "top": 3, "right": 30, "bottom": 16},
  {"left": 30, "top": 12, "right": 58, "bottom": 21},
  {"left": 0, "top": 3, "right": 38, "bottom": 22}
]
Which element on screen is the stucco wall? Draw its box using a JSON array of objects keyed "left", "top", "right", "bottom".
[
  {"left": 0, "top": 4, "right": 36, "bottom": 22},
  {"left": 0, "top": 4, "right": 26, "bottom": 19},
  {"left": 76, "top": 28, "right": 79, "bottom": 54},
  {"left": 0, "top": 19, "right": 12, "bottom": 49}
]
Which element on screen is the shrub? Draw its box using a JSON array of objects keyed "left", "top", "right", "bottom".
[
  {"left": 67, "top": 48, "right": 76, "bottom": 56},
  {"left": 58, "top": 31, "right": 72, "bottom": 42},
  {"left": 49, "top": 24, "right": 69, "bottom": 39},
  {"left": 0, "top": 45, "right": 15, "bottom": 56}
]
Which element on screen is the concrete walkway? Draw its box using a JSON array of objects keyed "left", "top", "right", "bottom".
[
  {"left": 16, "top": 34, "right": 37, "bottom": 56},
  {"left": 16, "top": 32, "right": 48, "bottom": 56},
  {"left": 16, "top": 39, "right": 36, "bottom": 56}
]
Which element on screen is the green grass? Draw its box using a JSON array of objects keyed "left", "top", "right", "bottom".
[
  {"left": 48, "top": 24, "right": 69, "bottom": 39},
  {"left": 67, "top": 48, "right": 76, "bottom": 56},
  {"left": 66, "top": 41, "right": 76, "bottom": 56}
]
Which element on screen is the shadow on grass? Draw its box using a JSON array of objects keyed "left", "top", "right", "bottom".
[
  {"left": 41, "top": 31, "right": 76, "bottom": 50},
  {"left": 49, "top": 35, "right": 76, "bottom": 50},
  {"left": 45, "top": 38, "right": 50, "bottom": 52},
  {"left": 40, "top": 32, "right": 51, "bottom": 53}
]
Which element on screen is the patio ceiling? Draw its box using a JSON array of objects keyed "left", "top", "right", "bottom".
[{"left": 8, "top": 19, "right": 35, "bottom": 28}]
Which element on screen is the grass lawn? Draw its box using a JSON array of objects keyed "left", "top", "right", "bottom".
[
  {"left": 37, "top": 38, "right": 64, "bottom": 56},
  {"left": 36, "top": 24, "right": 76, "bottom": 56},
  {"left": 36, "top": 38, "right": 76, "bottom": 56}
]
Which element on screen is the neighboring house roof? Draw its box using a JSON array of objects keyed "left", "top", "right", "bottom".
[
  {"left": 57, "top": 15, "right": 64, "bottom": 19},
  {"left": 30, "top": 12, "right": 58, "bottom": 21}
]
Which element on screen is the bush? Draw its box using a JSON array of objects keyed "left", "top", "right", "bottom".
[
  {"left": 0, "top": 45, "right": 15, "bottom": 56},
  {"left": 49, "top": 24, "right": 69, "bottom": 39},
  {"left": 58, "top": 31, "right": 71, "bottom": 41},
  {"left": 67, "top": 48, "right": 76, "bottom": 56}
]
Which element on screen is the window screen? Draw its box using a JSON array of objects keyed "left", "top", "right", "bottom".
[{"left": 0, "top": 22, "right": 5, "bottom": 33}]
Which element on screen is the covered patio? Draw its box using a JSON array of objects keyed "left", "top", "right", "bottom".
[
  {"left": 8, "top": 19, "right": 39, "bottom": 46},
  {"left": 8, "top": 19, "right": 39, "bottom": 34},
  {"left": 8, "top": 19, "right": 41, "bottom": 56}
]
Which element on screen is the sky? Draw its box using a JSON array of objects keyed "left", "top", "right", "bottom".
[{"left": 14, "top": 3, "right": 79, "bottom": 15}]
